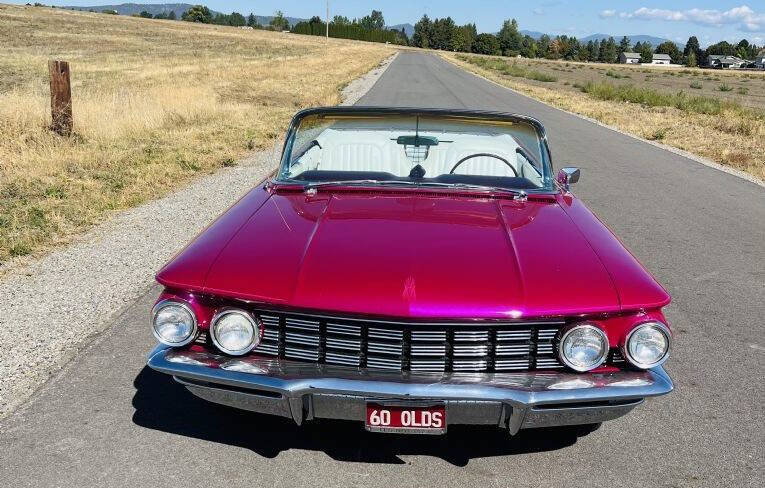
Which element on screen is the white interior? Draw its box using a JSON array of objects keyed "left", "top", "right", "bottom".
[{"left": 287, "top": 129, "right": 544, "bottom": 186}]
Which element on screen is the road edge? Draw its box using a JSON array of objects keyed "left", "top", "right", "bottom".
[{"left": 341, "top": 51, "right": 398, "bottom": 106}]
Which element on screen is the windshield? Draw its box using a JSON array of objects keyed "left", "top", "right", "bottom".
[{"left": 277, "top": 110, "right": 553, "bottom": 192}]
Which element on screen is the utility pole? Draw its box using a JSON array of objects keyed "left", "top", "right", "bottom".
[{"left": 325, "top": 0, "right": 329, "bottom": 41}]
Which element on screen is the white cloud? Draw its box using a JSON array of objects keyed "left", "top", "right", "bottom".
[
  {"left": 533, "top": 8, "right": 544, "bottom": 15},
  {"left": 599, "top": 9, "right": 616, "bottom": 19},
  {"left": 612, "top": 5, "right": 765, "bottom": 33}
]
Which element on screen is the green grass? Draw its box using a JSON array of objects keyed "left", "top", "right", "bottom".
[
  {"left": 578, "top": 80, "right": 759, "bottom": 117},
  {"left": 648, "top": 127, "right": 670, "bottom": 140},
  {"left": 737, "top": 87, "right": 749, "bottom": 95},
  {"left": 457, "top": 55, "right": 557, "bottom": 82},
  {"left": 605, "top": 70, "right": 630, "bottom": 79},
  {"left": 718, "top": 83, "right": 734, "bottom": 92}
]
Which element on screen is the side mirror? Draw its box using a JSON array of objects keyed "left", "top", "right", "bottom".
[{"left": 557, "top": 167, "right": 580, "bottom": 191}]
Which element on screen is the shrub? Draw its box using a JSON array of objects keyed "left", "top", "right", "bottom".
[
  {"left": 648, "top": 127, "right": 669, "bottom": 140},
  {"left": 472, "top": 34, "right": 501, "bottom": 55},
  {"left": 526, "top": 70, "right": 557, "bottom": 82},
  {"left": 459, "top": 56, "right": 556, "bottom": 82},
  {"left": 737, "top": 87, "right": 749, "bottom": 95},
  {"left": 689, "top": 81, "right": 702, "bottom": 89},
  {"left": 718, "top": 83, "right": 733, "bottom": 92},
  {"left": 576, "top": 80, "right": 755, "bottom": 118},
  {"left": 181, "top": 5, "right": 212, "bottom": 23},
  {"left": 605, "top": 70, "right": 630, "bottom": 79},
  {"left": 500, "top": 62, "right": 557, "bottom": 82}
]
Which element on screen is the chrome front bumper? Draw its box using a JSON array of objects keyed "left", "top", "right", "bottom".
[{"left": 147, "top": 345, "right": 673, "bottom": 434}]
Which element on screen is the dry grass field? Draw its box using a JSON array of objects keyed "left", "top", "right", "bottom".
[
  {"left": 461, "top": 55, "right": 765, "bottom": 109},
  {"left": 0, "top": 4, "right": 392, "bottom": 265},
  {"left": 447, "top": 53, "right": 765, "bottom": 182}
]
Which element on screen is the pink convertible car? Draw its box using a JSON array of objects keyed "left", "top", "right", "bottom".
[{"left": 148, "top": 108, "right": 673, "bottom": 435}]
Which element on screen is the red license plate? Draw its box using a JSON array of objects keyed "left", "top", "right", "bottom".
[{"left": 365, "top": 402, "right": 446, "bottom": 434}]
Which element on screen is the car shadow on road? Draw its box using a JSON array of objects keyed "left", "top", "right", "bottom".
[{"left": 132, "top": 366, "right": 589, "bottom": 466}]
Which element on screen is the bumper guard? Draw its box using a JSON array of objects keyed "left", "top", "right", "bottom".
[{"left": 147, "top": 345, "right": 673, "bottom": 434}]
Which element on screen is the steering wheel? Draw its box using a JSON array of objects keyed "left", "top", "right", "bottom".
[{"left": 449, "top": 153, "right": 518, "bottom": 177}]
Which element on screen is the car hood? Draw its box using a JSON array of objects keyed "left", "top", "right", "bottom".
[{"left": 157, "top": 188, "right": 669, "bottom": 319}]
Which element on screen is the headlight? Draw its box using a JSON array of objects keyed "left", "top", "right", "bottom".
[
  {"left": 624, "top": 321, "right": 671, "bottom": 369},
  {"left": 210, "top": 309, "right": 260, "bottom": 355},
  {"left": 152, "top": 300, "right": 197, "bottom": 346},
  {"left": 558, "top": 324, "right": 609, "bottom": 372}
]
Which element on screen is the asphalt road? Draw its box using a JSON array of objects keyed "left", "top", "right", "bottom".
[{"left": 2, "top": 52, "right": 763, "bottom": 488}]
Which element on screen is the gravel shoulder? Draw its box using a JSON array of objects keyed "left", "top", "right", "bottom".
[
  {"left": 0, "top": 52, "right": 397, "bottom": 420},
  {"left": 341, "top": 52, "right": 398, "bottom": 106}
]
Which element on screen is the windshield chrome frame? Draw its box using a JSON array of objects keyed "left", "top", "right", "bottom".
[{"left": 275, "top": 107, "right": 556, "bottom": 193}]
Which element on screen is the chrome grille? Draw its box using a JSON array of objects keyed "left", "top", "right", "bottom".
[
  {"left": 249, "top": 311, "right": 581, "bottom": 373},
  {"left": 609, "top": 349, "right": 626, "bottom": 364}
]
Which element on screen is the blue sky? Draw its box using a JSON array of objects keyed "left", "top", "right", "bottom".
[{"left": 22, "top": 1, "right": 765, "bottom": 46}]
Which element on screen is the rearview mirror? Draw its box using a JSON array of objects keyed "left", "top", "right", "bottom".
[
  {"left": 396, "top": 135, "right": 439, "bottom": 146},
  {"left": 557, "top": 167, "right": 580, "bottom": 191}
]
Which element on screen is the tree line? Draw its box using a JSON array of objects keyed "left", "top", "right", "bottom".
[
  {"left": 52, "top": 3, "right": 762, "bottom": 65},
  {"left": 137, "top": 10, "right": 176, "bottom": 20},
  {"left": 409, "top": 14, "right": 761, "bottom": 66},
  {"left": 179, "top": 5, "right": 290, "bottom": 30},
  {"left": 74, "top": 4, "right": 293, "bottom": 31},
  {"left": 291, "top": 11, "right": 408, "bottom": 45}
]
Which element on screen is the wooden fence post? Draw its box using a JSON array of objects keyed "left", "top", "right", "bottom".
[{"left": 48, "top": 60, "right": 72, "bottom": 136}]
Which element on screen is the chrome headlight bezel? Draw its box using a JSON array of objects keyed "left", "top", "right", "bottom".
[
  {"left": 210, "top": 308, "right": 261, "bottom": 356},
  {"left": 558, "top": 323, "right": 610, "bottom": 372},
  {"left": 151, "top": 299, "right": 198, "bottom": 347},
  {"left": 623, "top": 321, "right": 671, "bottom": 370}
]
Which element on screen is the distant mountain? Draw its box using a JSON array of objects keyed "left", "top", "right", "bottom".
[
  {"left": 518, "top": 30, "right": 678, "bottom": 48},
  {"left": 580, "top": 34, "right": 677, "bottom": 48},
  {"left": 63, "top": 4, "right": 306, "bottom": 26},
  {"left": 515, "top": 30, "right": 675, "bottom": 48},
  {"left": 520, "top": 30, "right": 546, "bottom": 40},
  {"left": 55, "top": 6, "right": 690, "bottom": 47},
  {"left": 388, "top": 23, "right": 415, "bottom": 38},
  {"left": 253, "top": 15, "right": 307, "bottom": 28},
  {"left": 64, "top": 3, "right": 209, "bottom": 18}
]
